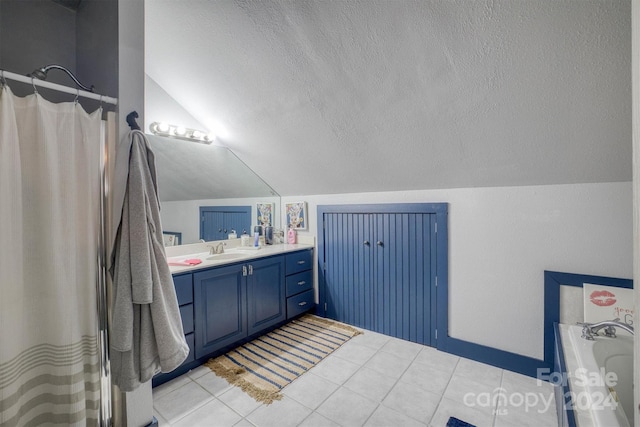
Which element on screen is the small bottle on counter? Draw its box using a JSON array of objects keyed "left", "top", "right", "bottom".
[
  {"left": 264, "top": 226, "right": 274, "bottom": 245},
  {"left": 287, "top": 226, "right": 296, "bottom": 244}
]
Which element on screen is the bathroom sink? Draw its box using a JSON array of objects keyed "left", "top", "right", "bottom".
[{"left": 206, "top": 252, "right": 245, "bottom": 261}]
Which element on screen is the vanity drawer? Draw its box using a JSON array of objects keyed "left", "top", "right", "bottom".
[
  {"left": 285, "top": 250, "right": 313, "bottom": 275},
  {"left": 286, "top": 270, "right": 313, "bottom": 297},
  {"left": 179, "top": 304, "right": 194, "bottom": 334},
  {"left": 287, "top": 289, "right": 314, "bottom": 319},
  {"left": 174, "top": 273, "right": 193, "bottom": 305}
]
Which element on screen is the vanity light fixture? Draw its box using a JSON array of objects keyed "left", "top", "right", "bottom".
[{"left": 149, "top": 122, "right": 216, "bottom": 144}]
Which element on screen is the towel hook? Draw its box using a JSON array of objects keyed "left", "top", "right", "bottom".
[{"left": 126, "top": 111, "right": 141, "bottom": 131}]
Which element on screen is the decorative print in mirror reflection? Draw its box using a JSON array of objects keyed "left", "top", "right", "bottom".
[
  {"left": 257, "top": 202, "right": 275, "bottom": 227},
  {"left": 286, "top": 201, "right": 307, "bottom": 230}
]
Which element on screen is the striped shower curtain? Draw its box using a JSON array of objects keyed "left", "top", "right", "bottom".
[{"left": 0, "top": 86, "right": 104, "bottom": 425}]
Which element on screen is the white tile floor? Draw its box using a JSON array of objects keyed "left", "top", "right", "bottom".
[{"left": 153, "top": 328, "right": 558, "bottom": 427}]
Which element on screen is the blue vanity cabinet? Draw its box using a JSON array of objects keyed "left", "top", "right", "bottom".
[
  {"left": 285, "top": 249, "right": 315, "bottom": 319},
  {"left": 193, "top": 254, "right": 288, "bottom": 358},
  {"left": 152, "top": 273, "right": 197, "bottom": 387},
  {"left": 174, "top": 273, "right": 195, "bottom": 363},
  {"left": 246, "top": 256, "right": 286, "bottom": 335},
  {"left": 193, "top": 264, "right": 248, "bottom": 358},
  {"left": 153, "top": 248, "right": 314, "bottom": 387}
]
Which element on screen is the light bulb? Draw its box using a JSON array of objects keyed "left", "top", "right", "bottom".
[
  {"left": 174, "top": 126, "right": 186, "bottom": 136},
  {"left": 158, "top": 122, "right": 170, "bottom": 132}
]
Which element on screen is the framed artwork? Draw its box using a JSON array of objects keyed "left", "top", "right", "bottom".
[
  {"left": 285, "top": 201, "right": 307, "bottom": 230},
  {"left": 256, "top": 202, "right": 275, "bottom": 227},
  {"left": 162, "top": 231, "right": 182, "bottom": 246}
]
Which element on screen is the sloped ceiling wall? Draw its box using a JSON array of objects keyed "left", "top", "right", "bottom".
[{"left": 145, "top": 0, "right": 631, "bottom": 197}]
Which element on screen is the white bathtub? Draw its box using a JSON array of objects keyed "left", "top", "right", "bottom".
[{"left": 561, "top": 324, "right": 633, "bottom": 427}]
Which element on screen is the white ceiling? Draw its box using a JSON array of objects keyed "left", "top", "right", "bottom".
[{"left": 145, "top": 0, "right": 631, "bottom": 197}]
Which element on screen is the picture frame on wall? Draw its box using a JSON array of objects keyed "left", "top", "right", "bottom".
[
  {"left": 285, "top": 201, "right": 307, "bottom": 230},
  {"left": 256, "top": 202, "right": 275, "bottom": 227}
]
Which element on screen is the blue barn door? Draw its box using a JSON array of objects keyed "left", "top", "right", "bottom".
[
  {"left": 324, "top": 213, "right": 374, "bottom": 331},
  {"left": 200, "top": 206, "right": 251, "bottom": 241},
  {"left": 320, "top": 204, "right": 444, "bottom": 347}
]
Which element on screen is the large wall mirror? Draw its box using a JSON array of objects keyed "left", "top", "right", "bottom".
[{"left": 148, "top": 134, "right": 280, "bottom": 245}]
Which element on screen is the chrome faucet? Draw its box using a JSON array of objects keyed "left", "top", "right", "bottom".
[
  {"left": 208, "top": 242, "right": 225, "bottom": 255},
  {"left": 580, "top": 318, "right": 634, "bottom": 340}
]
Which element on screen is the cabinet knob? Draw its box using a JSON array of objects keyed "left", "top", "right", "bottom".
[
  {"left": 364, "top": 240, "right": 370, "bottom": 245},
  {"left": 224, "top": 229, "right": 227, "bottom": 233},
  {"left": 218, "top": 228, "right": 222, "bottom": 232},
  {"left": 376, "top": 241, "right": 383, "bottom": 246},
  {"left": 298, "top": 301, "right": 307, "bottom": 307}
]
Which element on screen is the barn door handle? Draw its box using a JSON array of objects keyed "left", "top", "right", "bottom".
[{"left": 376, "top": 241, "right": 383, "bottom": 246}]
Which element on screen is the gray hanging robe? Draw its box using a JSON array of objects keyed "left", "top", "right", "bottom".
[{"left": 109, "top": 130, "right": 189, "bottom": 392}]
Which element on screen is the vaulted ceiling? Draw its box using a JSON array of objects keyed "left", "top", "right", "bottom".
[{"left": 145, "top": 0, "right": 631, "bottom": 197}]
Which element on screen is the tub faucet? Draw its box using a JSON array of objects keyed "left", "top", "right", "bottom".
[
  {"left": 208, "top": 242, "right": 225, "bottom": 255},
  {"left": 580, "top": 318, "right": 634, "bottom": 340}
]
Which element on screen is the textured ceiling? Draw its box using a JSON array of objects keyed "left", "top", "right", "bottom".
[{"left": 145, "top": 0, "right": 631, "bottom": 197}]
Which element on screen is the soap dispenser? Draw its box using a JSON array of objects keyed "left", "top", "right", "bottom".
[
  {"left": 287, "top": 225, "right": 297, "bottom": 244},
  {"left": 240, "top": 232, "right": 251, "bottom": 247}
]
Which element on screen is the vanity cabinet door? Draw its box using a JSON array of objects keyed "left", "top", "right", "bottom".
[
  {"left": 247, "top": 256, "right": 286, "bottom": 336},
  {"left": 194, "top": 264, "right": 247, "bottom": 358}
]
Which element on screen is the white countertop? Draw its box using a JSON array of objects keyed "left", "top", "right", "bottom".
[{"left": 165, "top": 237, "right": 315, "bottom": 274}]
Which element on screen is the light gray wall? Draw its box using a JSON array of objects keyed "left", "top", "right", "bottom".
[
  {"left": 0, "top": 0, "right": 117, "bottom": 113},
  {"left": 76, "top": 0, "right": 118, "bottom": 113},
  {"left": 0, "top": 0, "right": 76, "bottom": 101},
  {"left": 117, "top": 1, "right": 154, "bottom": 425},
  {"left": 145, "top": 74, "right": 207, "bottom": 132}
]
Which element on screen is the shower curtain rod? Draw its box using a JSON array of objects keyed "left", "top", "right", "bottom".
[{"left": 1, "top": 69, "right": 118, "bottom": 105}]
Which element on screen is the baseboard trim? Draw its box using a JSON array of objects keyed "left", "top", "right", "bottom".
[{"left": 439, "top": 336, "right": 546, "bottom": 378}]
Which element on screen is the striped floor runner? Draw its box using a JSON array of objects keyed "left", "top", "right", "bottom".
[{"left": 205, "top": 314, "right": 362, "bottom": 404}]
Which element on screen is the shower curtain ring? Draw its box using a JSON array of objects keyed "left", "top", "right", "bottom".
[{"left": 30, "top": 77, "right": 38, "bottom": 95}]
